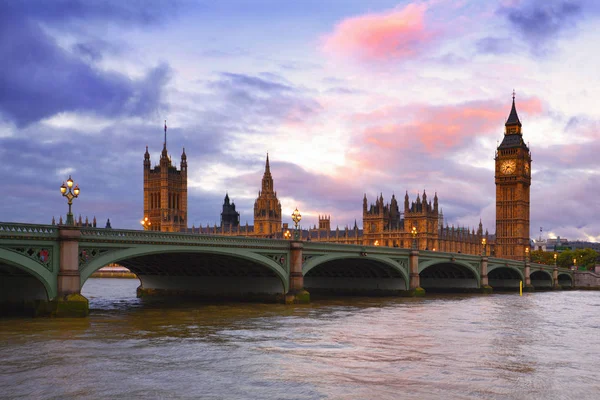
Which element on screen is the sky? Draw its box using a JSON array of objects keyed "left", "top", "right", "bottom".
[{"left": 1, "top": 0, "right": 599, "bottom": 242}]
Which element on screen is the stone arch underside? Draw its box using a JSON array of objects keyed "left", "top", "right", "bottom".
[
  {"left": 487, "top": 266, "right": 524, "bottom": 289},
  {"left": 87, "top": 250, "right": 287, "bottom": 300},
  {"left": 419, "top": 262, "right": 479, "bottom": 291},
  {"left": 304, "top": 257, "right": 408, "bottom": 294},
  {"left": 530, "top": 270, "right": 553, "bottom": 288},
  {"left": 557, "top": 273, "right": 573, "bottom": 287},
  {"left": 0, "top": 252, "right": 53, "bottom": 303}
]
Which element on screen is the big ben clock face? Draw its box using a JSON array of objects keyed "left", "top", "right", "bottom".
[{"left": 501, "top": 160, "right": 516, "bottom": 174}]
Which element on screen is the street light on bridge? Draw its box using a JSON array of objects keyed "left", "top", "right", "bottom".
[
  {"left": 411, "top": 226, "right": 418, "bottom": 249},
  {"left": 283, "top": 229, "right": 291, "bottom": 240},
  {"left": 60, "top": 175, "right": 80, "bottom": 226},
  {"left": 553, "top": 252, "right": 558, "bottom": 266},
  {"left": 481, "top": 238, "right": 487, "bottom": 256},
  {"left": 140, "top": 217, "right": 152, "bottom": 230},
  {"left": 292, "top": 208, "right": 302, "bottom": 240},
  {"left": 525, "top": 246, "right": 530, "bottom": 263}
]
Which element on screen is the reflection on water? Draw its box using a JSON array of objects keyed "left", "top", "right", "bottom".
[{"left": 1, "top": 278, "right": 599, "bottom": 399}]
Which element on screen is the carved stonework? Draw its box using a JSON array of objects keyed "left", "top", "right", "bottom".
[
  {"left": 78, "top": 248, "right": 122, "bottom": 270},
  {"left": 302, "top": 255, "right": 316, "bottom": 265},
  {"left": 265, "top": 253, "right": 287, "bottom": 266},
  {"left": 392, "top": 259, "right": 408, "bottom": 269},
  {"left": 4, "top": 246, "right": 53, "bottom": 271}
]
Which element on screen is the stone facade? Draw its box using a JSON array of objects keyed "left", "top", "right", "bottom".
[
  {"left": 307, "top": 191, "right": 492, "bottom": 256},
  {"left": 143, "top": 123, "right": 187, "bottom": 232},
  {"left": 253, "top": 154, "right": 282, "bottom": 237},
  {"left": 495, "top": 95, "right": 531, "bottom": 260}
]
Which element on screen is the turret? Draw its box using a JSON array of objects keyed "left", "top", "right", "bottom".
[
  {"left": 181, "top": 147, "right": 187, "bottom": 171},
  {"left": 144, "top": 145, "right": 151, "bottom": 169}
]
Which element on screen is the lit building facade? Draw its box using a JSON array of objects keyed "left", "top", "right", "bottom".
[{"left": 143, "top": 123, "right": 188, "bottom": 232}]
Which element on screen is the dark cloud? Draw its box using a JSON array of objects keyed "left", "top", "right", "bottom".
[
  {"left": 207, "top": 72, "right": 322, "bottom": 127},
  {"left": 0, "top": 2, "right": 174, "bottom": 127},
  {"left": 499, "top": 0, "right": 586, "bottom": 53},
  {"left": 0, "top": 1, "right": 180, "bottom": 26}
]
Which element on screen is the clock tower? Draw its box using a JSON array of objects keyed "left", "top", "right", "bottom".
[{"left": 495, "top": 92, "right": 531, "bottom": 260}]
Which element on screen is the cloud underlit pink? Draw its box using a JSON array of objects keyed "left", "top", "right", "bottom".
[
  {"left": 322, "top": 3, "right": 434, "bottom": 63},
  {"left": 354, "top": 97, "right": 543, "bottom": 160}
]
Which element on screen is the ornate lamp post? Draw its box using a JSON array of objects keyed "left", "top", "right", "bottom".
[
  {"left": 481, "top": 238, "right": 487, "bottom": 256},
  {"left": 60, "top": 175, "right": 80, "bottom": 226},
  {"left": 573, "top": 258, "right": 577, "bottom": 270},
  {"left": 140, "top": 216, "right": 152, "bottom": 230},
  {"left": 554, "top": 253, "right": 558, "bottom": 266},
  {"left": 292, "top": 208, "right": 302, "bottom": 240},
  {"left": 284, "top": 229, "right": 291, "bottom": 240},
  {"left": 411, "top": 226, "right": 418, "bottom": 249},
  {"left": 525, "top": 246, "right": 530, "bottom": 263}
]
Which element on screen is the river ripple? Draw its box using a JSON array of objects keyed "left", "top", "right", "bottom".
[{"left": 1, "top": 278, "right": 599, "bottom": 399}]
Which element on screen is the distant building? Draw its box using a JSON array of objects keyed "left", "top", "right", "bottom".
[
  {"left": 143, "top": 122, "right": 187, "bottom": 232},
  {"left": 149, "top": 96, "right": 535, "bottom": 258},
  {"left": 494, "top": 93, "right": 531, "bottom": 260},
  {"left": 564, "top": 240, "right": 600, "bottom": 252},
  {"left": 253, "top": 154, "right": 282, "bottom": 237},
  {"left": 220, "top": 194, "right": 240, "bottom": 230}
]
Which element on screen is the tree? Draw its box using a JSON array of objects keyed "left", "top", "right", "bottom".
[
  {"left": 556, "top": 248, "right": 598, "bottom": 270},
  {"left": 531, "top": 250, "right": 556, "bottom": 265}
]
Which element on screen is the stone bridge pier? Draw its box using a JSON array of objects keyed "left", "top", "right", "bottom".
[
  {"left": 0, "top": 222, "right": 577, "bottom": 317},
  {"left": 285, "top": 241, "right": 310, "bottom": 304},
  {"left": 55, "top": 227, "right": 89, "bottom": 317}
]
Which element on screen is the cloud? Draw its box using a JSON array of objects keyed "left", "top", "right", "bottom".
[
  {"left": 351, "top": 97, "right": 543, "bottom": 157},
  {"left": 321, "top": 3, "right": 435, "bottom": 64},
  {"left": 206, "top": 72, "right": 322, "bottom": 128},
  {"left": 499, "top": 0, "right": 586, "bottom": 53},
  {"left": 0, "top": 2, "right": 173, "bottom": 127},
  {"left": 475, "top": 37, "right": 515, "bottom": 54},
  {"left": 0, "top": 1, "right": 180, "bottom": 27}
]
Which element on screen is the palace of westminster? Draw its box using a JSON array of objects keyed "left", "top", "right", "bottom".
[{"left": 141, "top": 96, "right": 532, "bottom": 261}]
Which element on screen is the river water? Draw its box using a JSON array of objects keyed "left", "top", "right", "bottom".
[{"left": 1, "top": 278, "right": 599, "bottom": 399}]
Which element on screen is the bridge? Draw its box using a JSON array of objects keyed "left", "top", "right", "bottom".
[{"left": 0, "top": 222, "right": 574, "bottom": 317}]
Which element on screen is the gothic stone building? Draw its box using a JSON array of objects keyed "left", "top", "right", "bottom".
[
  {"left": 494, "top": 94, "right": 531, "bottom": 260},
  {"left": 187, "top": 155, "right": 283, "bottom": 238},
  {"left": 309, "top": 95, "right": 531, "bottom": 259},
  {"left": 151, "top": 95, "right": 531, "bottom": 258},
  {"left": 143, "top": 123, "right": 188, "bottom": 232}
]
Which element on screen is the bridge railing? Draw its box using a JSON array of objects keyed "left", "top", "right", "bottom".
[
  {"left": 0, "top": 222, "right": 58, "bottom": 238},
  {"left": 79, "top": 227, "right": 291, "bottom": 248}
]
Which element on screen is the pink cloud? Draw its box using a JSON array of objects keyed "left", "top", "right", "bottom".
[
  {"left": 321, "top": 3, "right": 435, "bottom": 63},
  {"left": 353, "top": 97, "right": 543, "bottom": 157}
]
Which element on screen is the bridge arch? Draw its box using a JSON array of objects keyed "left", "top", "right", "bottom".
[
  {"left": 418, "top": 259, "right": 480, "bottom": 291},
  {"left": 80, "top": 245, "right": 289, "bottom": 295},
  {"left": 0, "top": 248, "right": 55, "bottom": 301},
  {"left": 303, "top": 254, "right": 409, "bottom": 293},
  {"left": 487, "top": 263, "right": 524, "bottom": 290},
  {"left": 530, "top": 269, "right": 553, "bottom": 289},
  {"left": 558, "top": 272, "right": 573, "bottom": 287}
]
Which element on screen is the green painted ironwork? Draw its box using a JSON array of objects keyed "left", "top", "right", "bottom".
[{"left": 0, "top": 222, "right": 575, "bottom": 302}]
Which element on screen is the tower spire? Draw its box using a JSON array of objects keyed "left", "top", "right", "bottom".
[
  {"left": 265, "top": 152, "right": 270, "bottom": 173},
  {"left": 164, "top": 120, "right": 167, "bottom": 149},
  {"left": 505, "top": 91, "right": 522, "bottom": 128}
]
